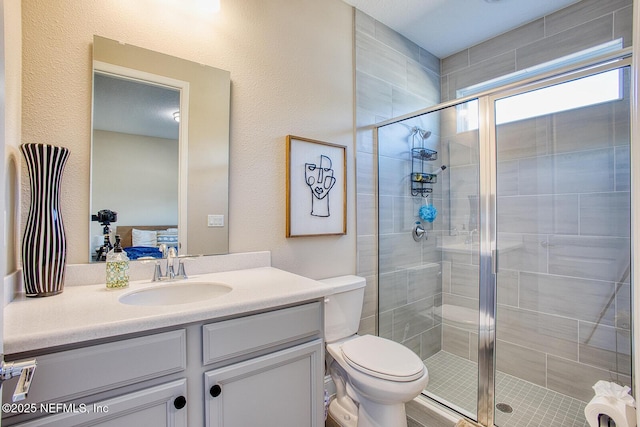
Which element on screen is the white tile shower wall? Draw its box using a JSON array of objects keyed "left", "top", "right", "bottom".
[{"left": 354, "top": 8, "right": 442, "bottom": 355}]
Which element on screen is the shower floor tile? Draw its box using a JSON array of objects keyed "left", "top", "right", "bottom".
[{"left": 423, "top": 351, "right": 590, "bottom": 427}]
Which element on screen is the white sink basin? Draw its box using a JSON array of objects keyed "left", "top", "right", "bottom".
[{"left": 119, "top": 282, "right": 232, "bottom": 306}]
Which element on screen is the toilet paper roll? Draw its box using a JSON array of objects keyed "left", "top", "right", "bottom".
[{"left": 584, "top": 395, "right": 637, "bottom": 427}]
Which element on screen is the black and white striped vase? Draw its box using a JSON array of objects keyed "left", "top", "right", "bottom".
[{"left": 20, "top": 143, "right": 70, "bottom": 297}]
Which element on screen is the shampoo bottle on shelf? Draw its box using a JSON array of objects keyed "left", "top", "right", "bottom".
[{"left": 106, "top": 235, "right": 129, "bottom": 289}]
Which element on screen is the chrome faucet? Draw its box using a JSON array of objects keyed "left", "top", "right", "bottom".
[
  {"left": 465, "top": 229, "right": 478, "bottom": 244},
  {"left": 166, "top": 247, "right": 177, "bottom": 280},
  {"left": 152, "top": 246, "right": 187, "bottom": 281}
]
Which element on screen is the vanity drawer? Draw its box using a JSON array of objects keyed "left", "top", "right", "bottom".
[
  {"left": 202, "top": 302, "right": 322, "bottom": 365},
  {"left": 3, "top": 329, "right": 186, "bottom": 406}
]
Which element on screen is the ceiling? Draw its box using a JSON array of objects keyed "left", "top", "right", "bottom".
[
  {"left": 342, "top": 0, "right": 581, "bottom": 58},
  {"left": 93, "top": 73, "right": 180, "bottom": 140}
]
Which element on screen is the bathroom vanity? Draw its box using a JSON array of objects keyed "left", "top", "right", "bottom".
[{"left": 2, "top": 259, "right": 330, "bottom": 427}]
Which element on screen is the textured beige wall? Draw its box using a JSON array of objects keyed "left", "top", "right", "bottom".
[{"left": 20, "top": 0, "right": 356, "bottom": 278}]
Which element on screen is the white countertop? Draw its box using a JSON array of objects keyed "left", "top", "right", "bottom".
[{"left": 4, "top": 267, "right": 333, "bottom": 355}]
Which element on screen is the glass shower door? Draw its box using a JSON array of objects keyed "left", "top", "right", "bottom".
[
  {"left": 492, "top": 65, "right": 632, "bottom": 427},
  {"left": 376, "top": 99, "right": 481, "bottom": 422}
]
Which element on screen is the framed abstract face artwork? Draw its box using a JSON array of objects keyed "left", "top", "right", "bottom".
[{"left": 286, "top": 135, "right": 346, "bottom": 237}]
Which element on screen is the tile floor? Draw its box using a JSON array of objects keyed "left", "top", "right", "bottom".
[{"left": 423, "top": 351, "right": 590, "bottom": 427}]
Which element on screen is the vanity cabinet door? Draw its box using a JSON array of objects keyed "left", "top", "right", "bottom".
[
  {"left": 204, "top": 339, "right": 323, "bottom": 427},
  {"left": 13, "top": 379, "right": 188, "bottom": 427}
]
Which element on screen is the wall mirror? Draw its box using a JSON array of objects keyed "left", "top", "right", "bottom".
[{"left": 90, "top": 36, "right": 230, "bottom": 262}]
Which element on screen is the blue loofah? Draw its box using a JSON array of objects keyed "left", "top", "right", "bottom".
[{"left": 419, "top": 204, "right": 437, "bottom": 222}]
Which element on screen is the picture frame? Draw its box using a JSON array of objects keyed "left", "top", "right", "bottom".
[{"left": 286, "top": 135, "right": 346, "bottom": 237}]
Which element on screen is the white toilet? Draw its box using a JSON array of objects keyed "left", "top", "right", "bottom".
[{"left": 320, "top": 276, "right": 429, "bottom": 427}]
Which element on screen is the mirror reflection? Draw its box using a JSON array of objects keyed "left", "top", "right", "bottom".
[
  {"left": 91, "top": 73, "right": 181, "bottom": 261},
  {"left": 90, "top": 36, "right": 230, "bottom": 262}
]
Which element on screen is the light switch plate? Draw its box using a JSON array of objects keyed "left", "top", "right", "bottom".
[{"left": 207, "top": 214, "right": 224, "bottom": 227}]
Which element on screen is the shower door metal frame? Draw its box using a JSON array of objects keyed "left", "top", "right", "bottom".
[
  {"left": 476, "top": 95, "right": 497, "bottom": 427},
  {"left": 374, "top": 48, "right": 633, "bottom": 427}
]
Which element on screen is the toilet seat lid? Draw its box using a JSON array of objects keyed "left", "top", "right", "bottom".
[{"left": 341, "top": 335, "right": 425, "bottom": 382}]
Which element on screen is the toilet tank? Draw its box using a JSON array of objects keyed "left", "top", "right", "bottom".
[{"left": 319, "top": 275, "right": 366, "bottom": 343}]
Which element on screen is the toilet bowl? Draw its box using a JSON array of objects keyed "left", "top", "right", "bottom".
[{"left": 320, "top": 276, "right": 429, "bottom": 427}]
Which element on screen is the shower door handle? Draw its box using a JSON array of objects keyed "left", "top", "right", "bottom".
[{"left": 492, "top": 249, "right": 498, "bottom": 275}]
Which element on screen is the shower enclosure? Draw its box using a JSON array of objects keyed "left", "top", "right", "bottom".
[{"left": 377, "top": 55, "right": 632, "bottom": 426}]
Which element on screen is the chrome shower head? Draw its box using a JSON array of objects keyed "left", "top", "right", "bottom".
[
  {"left": 419, "top": 130, "right": 432, "bottom": 139},
  {"left": 411, "top": 126, "right": 431, "bottom": 139}
]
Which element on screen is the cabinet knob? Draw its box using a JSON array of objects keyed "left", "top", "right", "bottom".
[
  {"left": 174, "top": 395, "right": 187, "bottom": 410},
  {"left": 210, "top": 384, "right": 222, "bottom": 398}
]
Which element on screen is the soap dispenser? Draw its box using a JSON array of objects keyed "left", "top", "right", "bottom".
[{"left": 106, "top": 235, "right": 129, "bottom": 289}]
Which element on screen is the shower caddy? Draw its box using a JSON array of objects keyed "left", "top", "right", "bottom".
[{"left": 410, "top": 128, "right": 437, "bottom": 196}]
